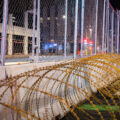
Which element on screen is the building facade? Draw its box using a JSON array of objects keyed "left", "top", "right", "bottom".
[{"left": 0, "top": 0, "right": 76, "bottom": 56}]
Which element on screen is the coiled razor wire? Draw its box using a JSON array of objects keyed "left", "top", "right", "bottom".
[{"left": 0, "top": 54, "right": 120, "bottom": 120}]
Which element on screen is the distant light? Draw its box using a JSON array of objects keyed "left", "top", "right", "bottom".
[
  {"left": 63, "top": 15, "right": 66, "bottom": 19},
  {"left": 47, "top": 17, "right": 50, "bottom": 20},
  {"left": 83, "top": 39, "right": 88, "bottom": 45},
  {"left": 89, "top": 28, "right": 92, "bottom": 32},
  {"left": 51, "top": 39, "right": 54, "bottom": 42},
  {"left": 89, "top": 41, "right": 93, "bottom": 46},
  {"left": 84, "top": 39, "right": 87, "bottom": 43},
  {"left": 89, "top": 46, "right": 92, "bottom": 50},
  {"left": 53, "top": 43, "right": 57, "bottom": 47},
  {"left": 40, "top": 17, "right": 43, "bottom": 21},
  {"left": 45, "top": 44, "right": 48, "bottom": 50},
  {"left": 97, "top": 47, "right": 100, "bottom": 51},
  {"left": 58, "top": 45, "right": 63, "bottom": 51},
  {"left": 49, "top": 44, "right": 53, "bottom": 48}
]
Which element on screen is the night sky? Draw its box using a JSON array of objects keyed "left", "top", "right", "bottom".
[
  {"left": 110, "top": 0, "right": 120, "bottom": 10},
  {"left": 0, "top": 0, "right": 120, "bottom": 15}
]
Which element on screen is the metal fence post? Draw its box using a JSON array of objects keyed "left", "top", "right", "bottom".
[
  {"left": 102, "top": 0, "right": 106, "bottom": 53},
  {"left": 0, "top": 0, "right": 8, "bottom": 66},
  {"left": 95, "top": 0, "right": 98, "bottom": 55},
  {"left": 80, "top": 0, "right": 85, "bottom": 57},
  {"left": 36, "top": 0, "right": 41, "bottom": 62},
  {"left": 105, "top": 2, "right": 108, "bottom": 53},
  {"left": 32, "top": 0, "right": 36, "bottom": 61},
  {"left": 117, "top": 11, "right": 119, "bottom": 54},
  {"left": 74, "top": 0, "right": 79, "bottom": 59},
  {"left": 107, "top": 1, "right": 109, "bottom": 53},
  {"left": 111, "top": 11, "right": 114, "bottom": 53},
  {"left": 64, "top": 0, "right": 68, "bottom": 58}
]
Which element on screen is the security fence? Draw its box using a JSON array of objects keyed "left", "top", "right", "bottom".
[{"left": 0, "top": 0, "right": 120, "bottom": 65}]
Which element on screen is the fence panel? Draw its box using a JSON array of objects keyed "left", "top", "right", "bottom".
[{"left": 0, "top": 0, "right": 120, "bottom": 65}]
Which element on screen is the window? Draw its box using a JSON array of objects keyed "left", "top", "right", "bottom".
[
  {"left": 13, "top": 35, "right": 24, "bottom": 54},
  {"left": 13, "top": 12, "right": 24, "bottom": 27},
  {"left": 55, "top": 5, "right": 58, "bottom": 17},
  {"left": 40, "top": 23, "right": 43, "bottom": 34},
  {"left": 47, "top": 7, "right": 50, "bottom": 17},
  {"left": 47, "top": 21, "right": 50, "bottom": 37},
  {"left": 0, "top": 17, "right": 2, "bottom": 23},
  {"left": 71, "top": 22, "right": 74, "bottom": 36},
  {"left": 28, "top": 13, "right": 37, "bottom": 29},
  {"left": 28, "top": 37, "right": 32, "bottom": 53},
  {"left": 40, "top": 8, "right": 43, "bottom": 17},
  {"left": 54, "top": 20, "right": 58, "bottom": 35},
  {"left": 28, "top": 13, "right": 33, "bottom": 29}
]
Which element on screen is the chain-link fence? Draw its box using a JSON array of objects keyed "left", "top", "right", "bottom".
[{"left": 0, "top": 0, "right": 120, "bottom": 65}]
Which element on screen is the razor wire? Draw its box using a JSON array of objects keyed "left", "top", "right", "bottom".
[{"left": 0, "top": 54, "right": 120, "bottom": 119}]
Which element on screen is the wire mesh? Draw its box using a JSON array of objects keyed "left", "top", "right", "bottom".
[
  {"left": 0, "top": 0, "right": 119, "bottom": 64},
  {"left": 0, "top": 54, "right": 120, "bottom": 120}
]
